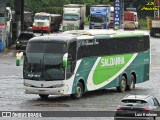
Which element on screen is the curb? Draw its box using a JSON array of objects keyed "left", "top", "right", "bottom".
[
  {"left": 0, "top": 44, "right": 16, "bottom": 56},
  {"left": 4, "top": 48, "right": 9, "bottom": 52}
]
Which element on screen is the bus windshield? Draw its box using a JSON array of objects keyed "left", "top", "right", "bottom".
[
  {"left": 24, "top": 42, "right": 67, "bottom": 81},
  {"left": 90, "top": 15, "right": 106, "bottom": 23},
  {"left": 63, "top": 14, "right": 79, "bottom": 21}
]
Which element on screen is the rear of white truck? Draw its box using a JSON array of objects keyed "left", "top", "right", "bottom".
[{"left": 150, "top": 18, "right": 160, "bottom": 37}]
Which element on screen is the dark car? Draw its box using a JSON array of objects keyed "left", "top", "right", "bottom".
[
  {"left": 16, "top": 31, "right": 35, "bottom": 51},
  {"left": 114, "top": 95, "right": 160, "bottom": 120}
]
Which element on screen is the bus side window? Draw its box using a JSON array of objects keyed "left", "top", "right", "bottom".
[
  {"left": 67, "top": 41, "right": 76, "bottom": 79},
  {"left": 77, "top": 40, "right": 88, "bottom": 59},
  {"left": 143, "top": 36, "right": 150, "bottom": 51},
  {"left": 138, "top": 38, "right": 144, "bottom": 51},
  {"left": 119, "top": 38, "right": 130, "bottom": 54},
  {"left": 108, "top": 39, "right": 119, "bottom": 55},
  {"left": 130, "top": 37, "right": 138, "bottom": 53}
]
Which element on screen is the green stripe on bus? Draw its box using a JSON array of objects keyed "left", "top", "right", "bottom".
[
  {"left": 113, "top": 33, "right": 144, "bottom": 38},
  {"left": 93, "top": 54, "right": 134, "bottom": 85}
]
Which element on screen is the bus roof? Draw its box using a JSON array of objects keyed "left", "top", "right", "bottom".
[
  {"left": 62, "top": 29, "right": 149, "bottom": 38},
  {"left": 29, "top": 30, "right": 149, "bottom": 43}
]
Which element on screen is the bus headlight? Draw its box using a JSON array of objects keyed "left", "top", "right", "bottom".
[
  {"left": 24, "top": 83, "right": 32, "bottom": 87},
  {"left": 51, "top": 84, "right": 65, "bottom": 88}
]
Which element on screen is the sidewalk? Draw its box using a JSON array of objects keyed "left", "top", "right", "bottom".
[{"left": 0, "top": 44, "right": 16, "bottom": 57}]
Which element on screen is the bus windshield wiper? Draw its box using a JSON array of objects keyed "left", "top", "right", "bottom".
[{"left": 29, "top": 60, "right": 42, "bottom": 80}]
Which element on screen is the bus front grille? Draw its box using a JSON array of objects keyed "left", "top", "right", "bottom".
[{"left": 67, "top": 24, "right": 74, "bottom": 30}]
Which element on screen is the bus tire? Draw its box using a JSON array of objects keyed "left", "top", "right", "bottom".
[
  {"left": 39, "top": 94, "right": 49, "bottom": 99},
  {"left": 126, "top": 74, "right": 135, "bottom": 91},
  {"left": 117, "top": 76, "right": 127, "bottom": 92},
  {"left": 71, "top": 82, "right": 83, "bottom": 99}
]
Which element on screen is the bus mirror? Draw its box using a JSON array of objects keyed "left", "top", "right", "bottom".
[
  {"left": 63, "top": 53, "right": 68, "bottom": 68},
  {"left": 68, "top": 54, "right": 72, "bottom": 61}
]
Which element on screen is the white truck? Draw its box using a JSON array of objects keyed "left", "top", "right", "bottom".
[
  {"left": 126, "top": 8, "right": 139, "bottom": 29},
  {"left": 150, "top": 18, "right": 160, "bottom": 37},
  {"left": 32, "top": 12, "right": 62, "bottom": 33},
  {"left": 150, "top": 0, "right": 160, "bottom": 37},
  {"left": 62, "top": 4, "right": 86, "bottom": 31}
]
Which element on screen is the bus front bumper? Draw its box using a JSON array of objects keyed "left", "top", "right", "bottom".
[
  {"left": 32, "top": 26, "right": 50, "bottom": 32},
  {"left": 24, "top": 86, "right": 68, "bottom": 95}
]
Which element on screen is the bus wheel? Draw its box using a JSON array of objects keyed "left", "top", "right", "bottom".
[
  {"left": 39, "top": 94, "right": 49, "bottom": 99},
  {"left": 127, "top": 74, "right": 135, "bottom": 91},
  {"left": 71, "top": 82, "right": 83, "bottom": 99},
  {"left": 117, "top": 76, "right": 126, "bottom": 92}
]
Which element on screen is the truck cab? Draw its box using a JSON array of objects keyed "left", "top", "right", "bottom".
[
  {"left": 62, "top": 4, "right": 86, "bottom": 31},
  {"left": 150, "top": 17, "right": 160, "bottom": 37},
  {"left": 32, "top": 12, "right": 51, "bottom": 33},
  {"left": 89, "top": 5, "right": 110, "bottom": 29},
  {"left": 123, "top": 11, "right": 136, "bottom": 30}
]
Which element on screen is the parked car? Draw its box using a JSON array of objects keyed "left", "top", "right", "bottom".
[
  {"left": 114, "top": 95, "right": 160, "bottom": 120},
  {"left": 16, "top": 31, "right": 35, "bottom": 51}
]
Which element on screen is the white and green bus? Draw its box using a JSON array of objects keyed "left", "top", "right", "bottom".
[{"left": 23, "top": 30, "right": 150, "bottom": 99}]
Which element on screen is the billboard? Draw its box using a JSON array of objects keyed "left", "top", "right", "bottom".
[
  {"left": 0, "top": 0, "right": 6, "bottom": 31},
  {"left": 114, "top": 0, "right": 121, "bottom": 30}
]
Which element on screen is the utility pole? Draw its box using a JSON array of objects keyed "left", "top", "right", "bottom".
[
  {"left": 12, "top": 0, "right": 24, "bottom": 43},
  {"left": 14, "top": 0, "right": 24, "bottom": 31}
]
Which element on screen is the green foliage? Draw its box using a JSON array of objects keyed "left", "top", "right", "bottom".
[
  {"left": 25, "top": 0, "right": 64, "bottom": 13},
  {"left": 85, "top": 17, "right": 89, "bottom": 25},
  {"left": 139, "top": 19, "right": 150, "bottom": 30},
  {"left": 42, "top": 7, "right": 63, "bottom": 15},
  {"left": 24, "top": 0, "right": 111, "bottom": 15}
]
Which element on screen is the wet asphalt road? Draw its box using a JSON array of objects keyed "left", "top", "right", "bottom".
[{"left": 0, "top": 31, "right": 160, "bottom": 120}]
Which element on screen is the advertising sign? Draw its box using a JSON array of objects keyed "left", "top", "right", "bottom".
[
  {"left": 155, "top": 0, "right": 160, "bottom": 6},
  {"left": 0, "top": 0, "right": 6, "bottom": 31},
  {"left": 154, "top": 10, "right": 159, "bottom": 18},
  {"left": 114, "top": 0, "right": 121, "bottom": 30}
]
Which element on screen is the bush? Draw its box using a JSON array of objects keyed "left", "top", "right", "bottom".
[
  {"left": 139, "top": 19, "right": 150, "bottom": 30},
  {"left": 42, "top": 7, "right": 63, "bottom": 15}
]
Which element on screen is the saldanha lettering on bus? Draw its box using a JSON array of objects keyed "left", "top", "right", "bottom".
[
  {"left": 87, "top": 53, "right": 138, "bottom": 90},
  {"left": 101, "top": 57, "right": 125, "bottom": 67}
]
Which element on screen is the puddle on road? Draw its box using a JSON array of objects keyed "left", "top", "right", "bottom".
[
  {"left": 34, "top": 103, "right": 69, "bottom": 107},
  {"left": 0, "top": 75, "right": 22, "bottom": 80},
  {"left": 2, "top": 50, "right": 17, "bottom": 57}
]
